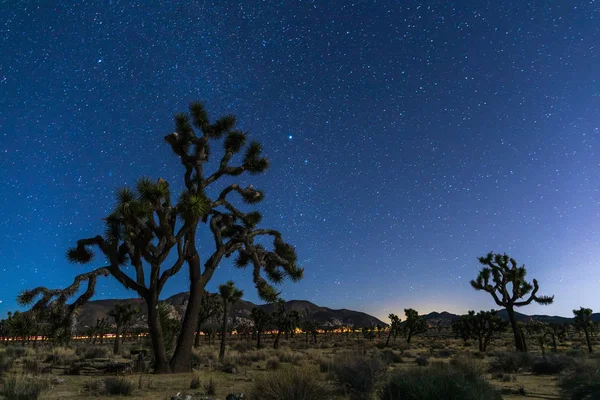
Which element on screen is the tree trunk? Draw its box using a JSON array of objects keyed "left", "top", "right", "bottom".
[
  {"left": 257, "top": 331, "right": 262, "bottom": 349},
  {"left": 194, "top": 331, "right": 201, "bottom": 348},
  {"left": 273, "top": 330, "right": 281, "bottom": 349},
  {"left": 146, "top": 294, "right": 171, "bottom": 374},
  {"left": 506, "top": 307, "right": 527, "bottom": 352},
  {"left": 113, "top": 325, "right": 122, "bottom": 355},
  {"left": 584, "top": 328, "right": 593, "bottom": 353},
  {"left": 478, "top": 336, "right": 484, "bottom": 352},
  {"left": 385, "top": 327, "right": 393, "bottom": 347},
  {"left": 219, "top": 302, "right": 228, "bottom": 362}
]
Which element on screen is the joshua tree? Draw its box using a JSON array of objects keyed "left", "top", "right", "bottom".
[
  {"left": 218, "top": 281, "right": 243, "bottom": 361},
  {"left": 6, "top": 312, "right": 32, "bottom": 346},
  {"left": 300, "top": 320, "right": 319, "bottom": 344},
  {"left": 403, "top": 308, "right": 427, "bottom": 343},
  {"left": 194, "top": 291, "right": 222, "bottom": 348},
  {"left": 17, "top": 102, "right": 303, "bottom": 373},
  {"left": 250, "top": 307, "right": 270, "bottom": 349},
  {"left": 363, "top": 324, "right": 376, "bottom": 341},
  {"left": 470, "top": 252, "right": 554, "bottom": 352},
  {"left": 453, "top": 310, "right": 506, "bottom": 352},
  {"left": 573, "top": 307, "right": 594, "bottom": 353},
  {"left": 385, "top": 313, "right": 401, "bottom": 347},
  {"left": 108, "top": 303, "right": 140, "bottom": 355},
  {"left": 271, "top": 301, "right": 300, "bottom": 348},
  {"left": 0, "top": 318, "right": 7, "bottom": 345}
]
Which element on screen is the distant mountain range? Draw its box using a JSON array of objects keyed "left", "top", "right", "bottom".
[
  {"left": 74, "top": 292, "right": 387, "bottom": 329},
  {"left": 73, "top": 292, "right": 598, "bottom": 330}
]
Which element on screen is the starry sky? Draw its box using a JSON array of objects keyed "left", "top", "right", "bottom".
[{"left": 1, "top": 1, "right": 599, "bottom": 321}]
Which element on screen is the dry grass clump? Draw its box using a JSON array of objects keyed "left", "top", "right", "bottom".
[
  {"left": 1, "top": 375, "right": 50, "bottom": 400},
  {"left": 0, "top": 350, "right": 14, "bottom": 375},
  {"left": 489, "top": 351, "right": 532, "bottom": 374},
  {"left": 266, "top": 356, "right": 280, "bottom": 370},
  {"left": 378, "top": 362, "right": 502, "bottom": 400},
  {"left": 559, "top": 359, "right": 600, "bottom": 400},
  {"left": 44, "top": 347, "right": 78, "bottom": 366},
  {"left": 249, "top": 367, "right": 335, "bottom": 400},
  {"left": 329, "top": 351, "right": 387, "bottom": 399}
]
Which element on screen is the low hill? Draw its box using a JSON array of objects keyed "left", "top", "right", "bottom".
[{"left": 73, "top": 292, "right": 387, "bottom": 330}]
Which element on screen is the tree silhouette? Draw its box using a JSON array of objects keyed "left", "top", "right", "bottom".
[
  {"left": 218, "top": 281, "right": 243, "bottom": 361},
  {"left": 470, "top": 252, "right": 553, "bottom": 352},
  {"left": 573, "top": 307, "right": 594, "bottom": 353},
  {"left": 108, "top": 303, "right": 140, "bottom": 355},
  {"left": 385, "top": 313, "right": 401, "bottom": 347},
  {"left": 452, "top": 310, "right": 506, "bottom": 352},
  {"left": 17, "top": 102, "right": 303, "bottom": 373},
  {"left": 250, "top": 307, "right": 270, "bottom": 349},
  {"left": 194, "top": 291, "right": 222, "bottom": 348},
  {"left": 403, "top": 308, "right": 427, "bottom": 343}
]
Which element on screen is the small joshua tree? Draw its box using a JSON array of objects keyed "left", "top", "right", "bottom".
[
  {"left": 250, "top": 307, "right": 270, "bottom": 349},
  {"left": 194, "top": 291, "right": 222, "bottom": 348},
  {"left": 300, "top": 319, "right": 319, "bottom": 344},
  {"left": 471, "top": 252, "right": 554, "bottom": 352},
  {"left": 403, "top": 308, "right": 427, "bottom": 344},
  {"left": 108, "top": 303, "right": 140, "bottom": 355},
  {"left": 453, "top": 310, "right": 506, "bottom": 352},
  {"left": 573, "top": 307, "right": 594, "bottom": 353},
  {"left": 385, "top": 313, "right": 401, "bottom": 347},
  {"left": 218, "top": 281, "right": 243, "bottom": 361}
]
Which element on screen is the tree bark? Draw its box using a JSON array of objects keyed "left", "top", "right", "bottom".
[
  {"left": 170, "top": 241, "right": 205, "bottom": 373},
  {"left": 273, "top": 330, "right": 281, "bottom": 349},
  {"left": 257, "top": 331, "right": 262, "bottom": 349},
  {"left": 219, "top": 302, "right": 229, "bottom": 362},
  {"left": 506, "top": 307, "right": 527, "bottom": 352},
  {"left": 584, "top": 328, "right": 593, "bottom": 353},
  {"left": 385, "top": 327, "right": 393, "bottom": 347},
  {"left": 113, "top": 325, "right": 122, "bottom": 355},
  {"left": 194, "top": 331, "right": 201, "bottom": 348},
  {"left": 146, "top": 294, "right": 171, "bottom": 374}
]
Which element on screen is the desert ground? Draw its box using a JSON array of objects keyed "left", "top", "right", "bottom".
[{"left": 0, "top": 327, "right": 598, "bottom": 400}]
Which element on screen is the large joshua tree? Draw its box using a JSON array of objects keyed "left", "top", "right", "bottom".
[
  {"left": 250, "top": 307, "right": 270, "bottom": 349},
  {"left": 385, "top": 313, "right": 401, "bottom": 347},
  {"left": 573, "top": 307, "right": 594, "bottom": 353},
  {"left": 218, "top": 280, "right": 243, "bottom": 362},
  {"left": 403, "top": 308, "right": 427, "bottom": 343},
  {"left": 471, "top": 252, "right": 554, "bottom": 352},
  {"left": 18, "top": 102, "right": 303, "bottom": 373}
]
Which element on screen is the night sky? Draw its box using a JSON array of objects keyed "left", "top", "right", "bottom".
[{"left": 1, "top": 1, "right": 599, "bottom": 321}]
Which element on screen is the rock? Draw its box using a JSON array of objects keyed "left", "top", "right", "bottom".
[
  {"left": 50, "top": 377, "right": 65, "bottom": 385},
  {"left": 226, "top": 393, "right": 245, "bottom": 400},
  {"left": 221, "top": 364, "right": 237, "bottom": 374}
]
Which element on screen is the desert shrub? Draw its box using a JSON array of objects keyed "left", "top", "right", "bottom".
[
  {"left": 44, "top": 347, "right": 78, "bottom": 366},
  {"left": 416, "top": 356, "right": 429, "bottom": 366},
  {"left": 329, "top": 351, "right": 387, "bottom": 399},
  {"left": 434, "top": 349, "right": 452, "bottom": 358},
  {"left": 316, "top": 356, "right": 332, "bottom": 373},
  {"left": 190, "top": 376, "right": 201, "bottom": 389},
  {"left": 449, "top": 356, "right": 487, "bottom": 377},
  {"left": 378, "top": 363, "right": 502, "bottom": 400},
  {"left": 233, "top": 341, "right": 254, "bottom": 353},
  {"left": 277, "top": 350, "right": 303, "bottom": 365},
  {"left": 489, "top": 352, "right": 532, "bottom": 374},
  {"left": 249, "top": 367, "right": 335, "bottom": 400},
  {"left": 204, "top": 377, "right": 217, "bottom": 395},
  {"left": 104, "top": 377, "right": 135, "bottom": 396},
  {"left": 559, "top": 360, "right": 600, "bottom": 400},
  {"left": 5, "top": 347, "right": 26, "bottom": 359},
  {"left": 1, "top": 375, "right": 50, "bottom": 400},
  {"left": 64, "top": 362, "right": 82, "bottom": 375},
  {"left": 380, "top": 349, "right": 403, "bottom": 364},
  {"left": 532, "top": 355, "right": 576, "bottom": 375},
  {"left": 82, "top": 346, "right": 111, "bottom": 360},
  {"left": 22, "top": 359, "right": 41, "bottom": 375},
  {"left": 266, "top": 356, "right": 280, "bottom": 370},
  {"left": 0, "top": 351, "right": 14, "bottom": 375}
]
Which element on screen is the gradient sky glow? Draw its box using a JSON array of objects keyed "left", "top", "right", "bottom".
[{"left": 1, "top": 1, "right": 599, "bottom": 322}]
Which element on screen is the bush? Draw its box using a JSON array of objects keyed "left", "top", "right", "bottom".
[
  {"left": 190, "top": 376, "right": 201, "bottom": 390},
  {"left": 104, "top": 377, "right": 135, "bottom": 396},
  {"left": 249, "top": 367, "right": 335, "bottom": 400},
  {"left": 532, "top": 355, "right": 576, "bottom": 375},
  {"left": 1, "top": 376, "right": 50, "bottom": 400},
  {"left": 277, "top": 350, "right": 303, "bottom": 365},
  {"left": 44, "top": 347, "right": 78, "bottom": 366},
  {"left": 489, "top": 352, "right": 532, "bottom": 374},
  {"left": 416, "top": 356, "right": 429, "bottom": 366},
  {"left": 380, "top": 349, "right": 403, "bottom": 364},
  {"left": 559, "top": 360, "right": 600, "bottom": 400},
  {"left": 204, "top": 377, "right": 216, "bottom": 396},
  {"left": 449, "top": 356, "right": 487, "bottom": 377},
  {"left": 5, "top": 347, "right": 26, "bottom": 359},
  {"left": 81, "top": 346, "right": 111, "bottom": 360},
  {"left": 329, "top": 351, "right": 387, "bottom": 399},
  {"left": 0, "top": 351, "right": 14, "bottom": 375},
  {"left": 64, "top": 363, "right": 82, "bottom": 375},
  {"left": 266, "top": 356, "right": 280, "bottom": 370},
  {"left": 22, "top": 359, "right": 41, "bottom": 375},
  {"left": 233, "top": 341, "right": 254, "bottom": 353},
  {"left": 378, "top": 363, "right": 502, "bottom": 400}
]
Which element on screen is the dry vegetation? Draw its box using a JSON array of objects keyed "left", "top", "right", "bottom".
[{"left": 0, "top": 327, "right": 598, "bottom": 400}]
